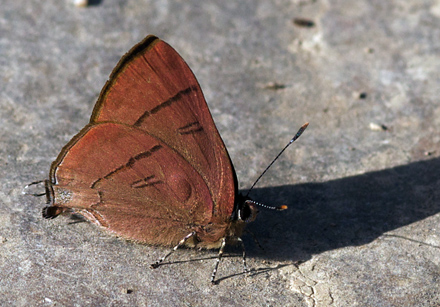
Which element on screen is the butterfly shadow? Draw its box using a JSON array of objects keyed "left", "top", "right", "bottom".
[
  {"left": 244, "top": 157, "right": 440, "bottom": 262},
  {"left": 152, "top": 253, "right": 223, "bottom": 267},
  {"left": 213, "top": 263, "right": 293, "bottom": 284}
]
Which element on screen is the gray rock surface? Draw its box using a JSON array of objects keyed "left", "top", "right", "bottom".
[{"left": 1, "top": 0, "right": 440, "bottom": 306}]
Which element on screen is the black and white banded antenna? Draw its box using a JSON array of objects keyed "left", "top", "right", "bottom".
[{"left": 245, "top": 122, "right": 309, "bottom": 210}]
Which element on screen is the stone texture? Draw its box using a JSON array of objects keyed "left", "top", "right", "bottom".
[{"left": 1, "top": 0, "right": 440, "bottom": 306}]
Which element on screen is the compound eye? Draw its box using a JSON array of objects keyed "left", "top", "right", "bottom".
[{"left": 239, "top": 200, "right": 259, "bottom": 222}]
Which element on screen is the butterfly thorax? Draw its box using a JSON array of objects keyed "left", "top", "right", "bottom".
[{"left": 189, "top": 196, "right": 259, "bottom": 249}]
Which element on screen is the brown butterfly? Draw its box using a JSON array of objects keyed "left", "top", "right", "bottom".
[{"left": 28, "top": 35, "right": 308, "bottom": 283}]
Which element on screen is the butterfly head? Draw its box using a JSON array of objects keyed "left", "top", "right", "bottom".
[
  {"left": 233, "top": 194, "right": 288, "bottom": 223},
  {"left": 232, "top": 194, "right": 259, "bottom": 223}
]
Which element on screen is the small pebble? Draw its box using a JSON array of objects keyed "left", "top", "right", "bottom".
[
  {"left": 73, "top": 0, "right": 88, "bottom": 7},
  {"left": 369, "top": 122, "right": 388, "bottom": 131},
  {"left": 261, "top": 82, "right": 286, "bottom": 90},
  {"left": 353, "top": 91, "right": 368, "bottom": 99},
  {"left": 293, "top": 18, "right": 315, "bottom": 28},
  {"left": 359, "top": 92, "right": 367, "bottom": 99},
  {"left": 120, "top": 288, "right": 134, "bottom": 294}
]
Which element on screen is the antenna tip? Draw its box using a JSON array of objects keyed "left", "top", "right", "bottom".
[
  {"left": 302, "top": 122, "right": 309, "bottom": 128},
  {"left": 277, "top": 205, "right": 288, "bottom": 211}
]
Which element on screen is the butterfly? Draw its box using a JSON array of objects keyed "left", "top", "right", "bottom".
[{"left": 29, "top": 35, "right": 308, "bottom": 283}]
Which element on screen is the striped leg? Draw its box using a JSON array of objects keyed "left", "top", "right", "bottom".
[
  {"left": 151, "top": 231, "right": 196, "bottom": 269},
  {"left": 211, "top": 238, "right": 226, "bottom": 284},
  {"left": 237, "top": 237, "right": 248, "bottom": 274},
  {"left": 211, "top": 236, "right": 248, "bottom": 284}
]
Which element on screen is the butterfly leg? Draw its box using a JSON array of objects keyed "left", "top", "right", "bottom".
[
  {"left": 245, "top": 228, "right": 264, "bottom": 250},
  {"left": 236, "top": 237, "right": 248, "bottom": 274},
  {"left": 22, "top": 180, "right": 46, "bottom": 197},
  {"left": 150, "top": 231, "right": 196, "bottom": 269},
  {"left": 211, "top": 237, "right": 226, "bottom": 284},
  {"left": 211, "top": 236, "right": 249, "bottom": 284}
]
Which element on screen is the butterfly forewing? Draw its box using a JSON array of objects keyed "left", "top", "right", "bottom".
[{"left": 90, "top": 36, "right": 236, "bottom": 218}]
